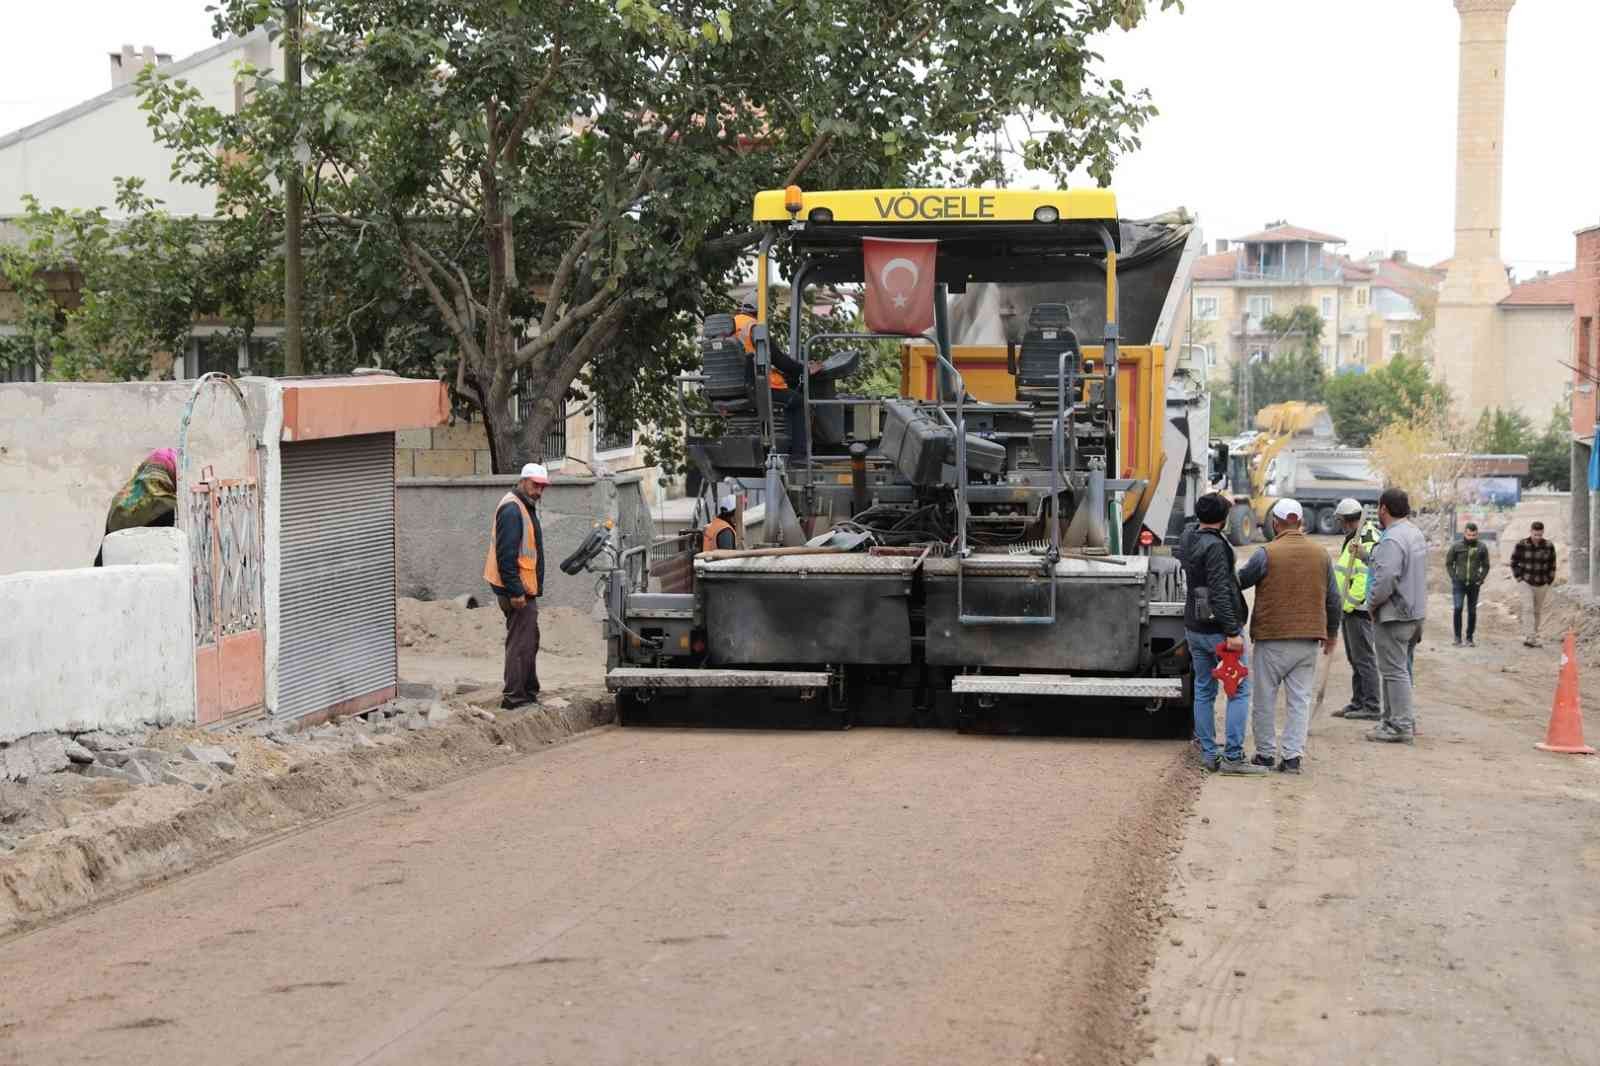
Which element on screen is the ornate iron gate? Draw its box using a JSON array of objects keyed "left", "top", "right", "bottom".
[{"left": 179, "top": 374, "right": 266, "bottom": 725}]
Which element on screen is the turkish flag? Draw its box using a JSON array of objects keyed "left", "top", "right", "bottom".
[{"left": 862, "top": 237, "right": 938, "bottom": 335}]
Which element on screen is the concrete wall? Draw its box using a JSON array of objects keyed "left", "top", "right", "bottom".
[
  {"left": 0, "top": 34, "right": 279, "bottom": 217},
  {"left": 1500, "top": 306, "right": 1575, "bottom": 421},
  {"left": 397, "top": 475, "right": 655, "bottom": 611},
  {"left": 0, "top": 529, "right": 195, "bottom": 741},
  {"left": 0, "top": 381, "right": 250, "bottom": 574}
]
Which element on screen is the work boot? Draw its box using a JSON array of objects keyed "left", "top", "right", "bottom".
[
  {"left": 1250, "top": 753, "right": 1276, "bottom": 769},
  {"left": 1200, "top": 753, "right": 1221, "bottom": 773},
  {"left": 1331, "top": 704, "right": 1355, "bottom": 718},
  {"left": 1343, "top": 708, "right": 1381, "bottom": 721},
  {"left": 1276, "top": 756, "right": 1303, "bottom": 774},
  {"left": 1221, "top": 757, "right": 1269, "bottom": 776},
  {"left": 1366, "top": 723, "right": 1414, "bottom": 744}
]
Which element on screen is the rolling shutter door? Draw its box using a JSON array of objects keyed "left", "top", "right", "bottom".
[{"left": 278, "top": 433, "right": 397, "bottom": 719}]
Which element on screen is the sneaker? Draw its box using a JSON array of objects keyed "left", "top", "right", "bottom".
[
  {"left": 1250, "top": 753, "right": 1276, "bottom": 769},
  {"left": 1331, "top": 705, "right": 1354, "bottom": 718},
  {"left": 1466, "top": 638, "right": 1476, "bottom": 648},
  {"left": 1342, "top": 708, "right": 1381, "bottom": 721},
  {"left": 1200, "top": 754, "right": 1221, "bottom": 773},
  {"left": 1452, "top": 638, "right": 1462, "bottom": 647},
  {"left": 1276, "top": 756, "right": 1303, "bottom": 774},
  {"left": 1221, "top": 757, "right": 1269, "bottom": 776},
  {"left": 1366, "top": 723, "right": 1414, "bottom": 744}
]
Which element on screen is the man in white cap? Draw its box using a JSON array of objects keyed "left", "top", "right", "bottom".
[
  {"left": 702, "top": 493, "right": 740, "bottom": 552},
  {"left": 1331, "top": 498, "right": 1383, "bottom": 720},
  {"left": 484, "top": 462, "right": 550, "bottom": 709},
  {"left": 1236, "top": 497, "right": 1342, "bottom": 774}
]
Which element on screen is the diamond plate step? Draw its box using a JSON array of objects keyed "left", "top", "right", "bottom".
[
  {"left": 607, "top": 668, "right": 831, "bottom": 691},
  {"left": 951, "top": 674, "right": 1183, "bottom": 699}
]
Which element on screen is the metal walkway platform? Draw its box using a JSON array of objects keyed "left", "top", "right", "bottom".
[
  {"left": 607, "top": 668, "right": 832, "bottom": 691},
  {"left": 951, "top": 675, "right": 1183, "bottom": 699}
]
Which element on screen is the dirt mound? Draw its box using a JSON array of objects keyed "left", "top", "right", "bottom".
[{"left": 398, "top": 597, "right": 602, "bottom": 660}]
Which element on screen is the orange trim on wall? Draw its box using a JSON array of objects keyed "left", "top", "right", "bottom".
[{"left": 280, "top": 377, "right": 450, "bottom": 442}]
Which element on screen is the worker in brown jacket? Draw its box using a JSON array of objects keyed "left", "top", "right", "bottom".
[{"left": 1236, "top": 498, "right": 1342, "bottom": 774}]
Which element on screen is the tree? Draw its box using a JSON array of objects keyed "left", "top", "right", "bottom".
[
  {"left": 1527, "top": 402, "right": 1572, "bottom": 491},
  {"left": 1259, "top": 304, "right": 1324, "bottom": 363},
  {"left": 144, "top": 0, "right": 1182, "bottom": 471},
  {"left": 0, "top": 180, "right": 276, "bottom": 381},
  {"left": 1474, "top": 407, "right": 1534, "bottom": 456},
  {"left": 1229, "top": 347, "right": 1325, "bottom": 421},
  {"left": 1368, "top": 399, "right": 1478, "bottom": 539},
  {"left": 1323, "top": 354, "right": 1450, "bottom": 447}
]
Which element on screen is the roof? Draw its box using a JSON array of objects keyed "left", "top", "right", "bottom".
[
  {"left": 1500, "top": 269, "right": 1577, "bottom": 308},
  {"left": 1330, "top": 255, "right": 1374, "bottom": 281},
  {"left": 1370, "top": 257, "right": 1445, "bottom": 296},
  {"left": 1233, "top": 223, "right": 1346, "bottom": 245},
  {"left": 0, "top": 32, "right": 263, "bottom": 151},
  {"left": 1193, "top": 250, "right": 1239, "bottom": 281},
  {"left": 751, "top": 187, "right": 1117, "bottom": 225}
]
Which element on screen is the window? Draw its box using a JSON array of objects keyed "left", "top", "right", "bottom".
[
  {"left": 515, "top": 384, "right": 568, "bottom": 462},
  {"left": 1579, "top": 317, "right": 1593, "bottom": 382},
  {"left": 1247, "top": 295, "right": 1272, "bottom": 320},
  {"left": 1320, "top": 295, "right": 1336, "bottom": 319},
  {"left": 594, "top": 400, "right": 634, "bottom": 455},
  {"left": 1205, "top": 347, "right": 1217, "bottom": 368},
  {"left": 1356, "top": 337, "right": 1366, "bottom": 359},
  {"left": 1195, "top": 295, "right": 1220, "bottom": 321},
  {"left": 1321, "top": 344, "right": 1332, "bottom": 364},
  {"left": 1389, "top": 331, "right": 1404, "bottom": 355},
  {"left": 1248, "top": 347, "right": 1269, "bottom": 364},
  {"left": 1355, "top": 287, "right": 1368, "bottom": 307}
]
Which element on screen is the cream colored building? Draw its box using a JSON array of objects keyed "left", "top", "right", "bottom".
[{"left": 1190, "top": 224, "right": 1376, "bottom": 373}]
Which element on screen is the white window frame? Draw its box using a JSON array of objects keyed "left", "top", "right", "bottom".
[
  {"left": 1320, "top": 344, "right": 1332, "bottom": 364},
  {"left": 1246, "top": 295, "right": 1273, "bottom": 320},
  {"left": 1320, "top": 295, "right": 1336, "bottom": 319},
  {"left": 1389, "top": 331, "right": 1404, "bottom": 355},
  {"left": 1195, "top": 295, "right": 1220, "bottom": 321}
]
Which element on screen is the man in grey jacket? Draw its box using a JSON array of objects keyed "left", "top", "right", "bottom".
[{"left": 1366, "top": 488, "right": 1427, "bottom": 744}]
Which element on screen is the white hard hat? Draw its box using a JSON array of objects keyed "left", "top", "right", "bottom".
[
  {"left": 519, "top": 462, "right": 551, "bottom": 485},
  {"left": 718, "top": 493, "right": 737, "bottom": 513},
  {"left": 1270, "top": 497, "right": 1303, "bottom": 522},
  {"left": 1335, "top": 498, "right": 1364, "bottom": 517}
]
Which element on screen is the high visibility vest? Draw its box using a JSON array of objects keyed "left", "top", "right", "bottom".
[
  {"left": 1334, "top": 520, "right": 1381, "bottom": 613},
  {"left": 702, "top": 516, "right": 735, "bottom": 553},
  {"left": 734, "top": 313, "right": 787, "bottom": 391},
  {"left": 483, "top": 492, "right": 541, "bottom": 596}
]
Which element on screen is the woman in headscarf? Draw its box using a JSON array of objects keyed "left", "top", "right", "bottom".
[{"left": 93, "top": 448, "right": 179, "bottom": 566}]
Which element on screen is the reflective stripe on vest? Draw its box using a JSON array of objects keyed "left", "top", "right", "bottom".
[
  {"left": 734, "top": 313, "right": 787, "bottom": 391},
  {"left": 702, "top": 516, "right": 735, "bottom": 554},
  {"left": 1335, "top": 521, "right": 1380, "bottom": 613},
  {"left": 483, "top": 492, "right": 540, "bottom": 596}
]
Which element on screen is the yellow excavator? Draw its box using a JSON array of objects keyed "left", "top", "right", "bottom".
[{"left": 1223, "top": 401, "right": 1328, "bottom": 544}]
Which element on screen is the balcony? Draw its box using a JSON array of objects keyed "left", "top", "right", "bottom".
[{"left": 1227, "top": 265, "right": 1349, "bottom": 285}]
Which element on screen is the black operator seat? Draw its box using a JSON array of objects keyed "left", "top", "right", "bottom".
[
  {"left": 699, "top": 312, "right": 752, "bottom": 411},
  {"left": 1013, "top": 303, "right": 1081, "bottom": 395}
]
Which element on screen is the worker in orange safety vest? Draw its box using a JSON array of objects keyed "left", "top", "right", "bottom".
[
  {"left": 702, "top": 494, "right": 739, "bottom": 553},
  {"left": 484, "top": 462, "right": 548, "bottom": 709},
  {"left": 733, "top": 299, "right": 820, "bottom": 460}
]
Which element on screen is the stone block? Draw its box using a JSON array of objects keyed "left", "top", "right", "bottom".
[
  {"left": 74, "top": 731, "right": 132, "bottom": 753},
  {"left": 475, "top": 450, "right": 493, "bottom": 475},
  {"left": 414, "top": 449, "right": 475, "bottom": 477},
  {"left": 82, "top": 763, "right": 139, "bottom": 785},
  {"left": 1, "top": 734, "right": 71, "bottom": 782},
  {"left": 183, "top": 743, "right": 236, "bottom": 774},
  {"left": 63, "top": 739, "right": 96, "bottom": 765},
  {"left": 162, "top": 767, "right": 212, "bottom": 791},
  {"left": 395, "top": 428, "right": 434, "bottom": 450},
  {"left": 433, "top": 421, "right": 490, "bottom": 451},
  {"left": 395, "top": 449, "right": 416, "bottom": 478},
  {"left": 397, "top": 682, "right": 440, "bottom": 700}
]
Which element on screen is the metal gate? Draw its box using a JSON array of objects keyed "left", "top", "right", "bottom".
[
  {"left": 276, "top": 433, "right": 398, "bottom": 719},
  {"left": 179, "top": 374, "right": 266, "bottom": 726}
]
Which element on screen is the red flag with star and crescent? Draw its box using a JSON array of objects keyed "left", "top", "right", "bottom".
[{"left": 862, "top": 237, "right": 938, "bottom": 335}]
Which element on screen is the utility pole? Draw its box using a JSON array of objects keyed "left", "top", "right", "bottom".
[{"left": 283, "top": 0, "right": 305, "bottom": 376}]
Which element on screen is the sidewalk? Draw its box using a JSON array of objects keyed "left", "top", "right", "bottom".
[{"left": 1143, "top": 588, "right": 1600, "bottom": 1065}]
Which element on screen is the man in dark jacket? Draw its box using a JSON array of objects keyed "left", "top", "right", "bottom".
[
  {"left": 484, "top": 462, "right": 549, "bottom": 709},
  {"left": 1445, "top": 522, "right": 1491, "bottom": 646},
  {"left": 1180, "top": 493, "right": 1265, "bottom": 775}
]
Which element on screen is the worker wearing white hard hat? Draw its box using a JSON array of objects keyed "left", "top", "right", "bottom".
[
  {"left": 483, "top": 461, "right": 551, "bottom": 709},
  {"left": 702, "top": 493, "right": 740, "bottom": 553},
  {"left": 1332, "top": 498, "right": 1383, "bottom": 720},
  {"left": 1236, "top": 496, "right": 1342, "bottom": 774}
]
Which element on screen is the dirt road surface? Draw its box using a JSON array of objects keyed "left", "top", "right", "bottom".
[
  {"left": 0, "top": 728, "right": 1193, "bottom": 1066},
  {"left": 1147, "top": 520, "right": 1600, "bottom": 1066}
]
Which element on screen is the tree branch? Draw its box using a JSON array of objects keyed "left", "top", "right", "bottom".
[
  {"left": 782, "top": 132, "right": 834, "bottom": 187},
  {"left": 498, "top": 23, "right": 564, "bottom": 162}
]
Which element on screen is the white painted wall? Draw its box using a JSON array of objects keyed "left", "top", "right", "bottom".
[
  {"left": 0, "top": 528, "right": 195, "bottom": 741},
  {"left": 0, "top": 381, "right": 249, "bottom": 574},
  {"left": 0, "top": 33, "right": 279, "bottom": 217}
]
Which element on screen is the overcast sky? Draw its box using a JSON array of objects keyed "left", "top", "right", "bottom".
[{"left": 3, "top": 1, "right": 1594, "bottom": 278}]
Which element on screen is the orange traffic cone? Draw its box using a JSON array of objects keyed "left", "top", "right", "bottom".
[{"left": 1536, "top": 632, "right": 1596, "bottom": 755}]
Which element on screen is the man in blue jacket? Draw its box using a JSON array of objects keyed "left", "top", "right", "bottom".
[
  {"left": 484, "top": 462, "right": 549, "bottom": 709},
  {"left": 1180, "top": 493, "right": 1266, "bottom": 775}
]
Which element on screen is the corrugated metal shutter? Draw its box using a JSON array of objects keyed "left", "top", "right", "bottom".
[{"left": 278, "top": 433, "right": 397, "bottom": 719}]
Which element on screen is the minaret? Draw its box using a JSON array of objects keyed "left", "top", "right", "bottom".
[{"left": 1434, "top": 0, "right": 1515, "bottom": 415}]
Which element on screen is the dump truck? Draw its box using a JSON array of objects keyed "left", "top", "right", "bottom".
[
  {"left": 1222, "top": 401, "right": 1382, "bottom": 543},
  {"left": 591, "top": 186, "right": 1206, "bottom": 731}
]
